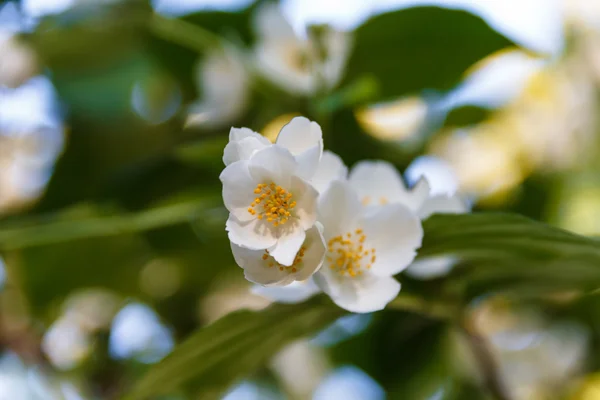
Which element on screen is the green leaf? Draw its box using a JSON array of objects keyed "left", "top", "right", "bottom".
[
  {"left": 420, "top": 213, "right": 600, "bottom": 295},
  {"left": 344, "top": 7, "right": 515, "bottom": 101},
  {"left": 421, "top": 212, "right": 600, "bottom": 260},
  {"left": 127, "top": 297, "right": 344, "bottom": 399},
  {"left": 29, "top": 0, "right": 152, "bottom": 70},
  {"left": 442, "top": 105, "right": 492, "bottom": 128}
]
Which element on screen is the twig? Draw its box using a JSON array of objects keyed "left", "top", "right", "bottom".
[
  {"left": 387, "top": 293, "right": 458, "bottom": 320},
  {"left": 0, "top": 198, "right": 221, "bottom": 250},
  {"left": 459, "top": 316, "right": 513, "bottom": 400}
]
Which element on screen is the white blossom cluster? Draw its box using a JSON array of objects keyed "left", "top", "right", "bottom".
[
  {"left": 187, "top": 2, "right": 351, "bottom": 129},
  {"left": 221, "top": 117, "right": 467, "bottom": 313}
]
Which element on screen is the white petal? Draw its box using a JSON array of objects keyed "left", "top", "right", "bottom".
[
  {"left": 223, "top": 136, "right": 270, "bottom": 166},
  {"left": 276, "top": 117, "right": 323, "bottom": 155},
  {"left": 220, "top": 160, "right": 258, "bottom": 222},
  {"left": 295, "top": 145, "right": 322, "bottom": 180},
  {"left": 276, "top": 117, "right": 323, "bottom": 179},
  {"left": 314, "top": 270, "right": 400, "bottom": 313},
  {"left": 230, "top": 242, "right": 291, "bottom": 285},
  {"left": 404, "top": 256, "right": 458, "bottom": 280},
  {"left": 418, "top": 194, "right": 468, "bottom": 219},
  {"left": 405, "top": 155, "right": 459, "bottom": 196},
  {"left": 253, "top": 2, "right": 296, "bottom": 40},
  {"left": 248, "top": 145, "right": 297, "bottom": 188},
  {"left": 348, "top": 161, "right": 408, "bottom": 206},
  {"left": 311, "top": 150, "right": 348, "bottom": 193},
  {"left": 294, "top": 223, "right": 326, "bottom": 281},
  {"left": 290, "top": 175, "right": 318, "bottom": 230},
  {"left": 268, "top": 226, "right": 306, "bottom": 266},
  {"left": 360, "top": 204, "right": 423, "bottom": 276},
  {"left": 253, "top": 41, "right": 316, "bottom": 95},
  {"left": 404, "top": 177, "right": 431, "bottom": 213},
  {"left": 318, "top": 180, "right": 362, "bottom": 239},
  {"left": 251, "top": 279, "right": 321, "bottom": 304},
  {"left": 232, "top": 224, "right": 325, "bottom": 285},
  {"left": 226, "top": 215, "right": 277, "bottom": 250},
  {"left": 229, "top": 127, "right": 269, "bottom": 144}
]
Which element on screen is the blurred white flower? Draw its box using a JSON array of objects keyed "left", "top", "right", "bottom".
[
  {"left": 253, "top": 2, "right": 351, "bottom": 95},
  {"left": 0, "top": 33, "right": 37, "bottom": 89},
  {"left": 0, "top": 77, "right": 64, "bottom": 214},
  {"left": 405, "top": 255, "right": 461, "bottom": 280},
  {"left": 186, "top": 46, "right": 250, "bottom": 129},
  {"left": 251, "top": 277, "right": 321, "bottom": 303},
  {"left": 61, "top": 288, "right": 121, "bottom": 332},
  {"left": 221, "top": 381, "right": 280, "bottom": 400},
  {"left": 355, "top": 97, "right": 428, "bottom": 142},
  {"left": 224, "top": 117, "right": 324, "bottom": 180},
  {"left": 232, "top": 223, "right": 325, "bottom": 286},
  {"left": 313, "top": 365, "right": 385, "bottom": 400},
  {"left": 270, "top": 340, "right": 329, "bottom": 399},
  {"left": 109, "top": 303, "right": 174, "bottom": 364},
  {"left": 200, "top": 282, "right": 270, "bottom": 324},
  {"left": 0, "top": 353, "right": 76, "bottom": 400},
  {"left": 463, "top": 301, "right": 590, "bottom": 400},
  {"left": 314, "top": 180, "right": 422, "bottom": 313},
  {"left": 42, "top": 316, "right": 91, "bottom": 371},
  {"left": 221, "top": 146, "right": 319, "bottom": 266},
  {"left": 405, "top": 155, "right": 460, "bottom": 197}
]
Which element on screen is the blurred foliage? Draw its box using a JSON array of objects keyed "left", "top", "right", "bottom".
[{"left": 344, "top": 7, "right": 515, "bottom": 101}]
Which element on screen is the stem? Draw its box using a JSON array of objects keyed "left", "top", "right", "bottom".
[
  {"left": 387, "top": 294, "right": 458, "bottom": 320},
  {"left": 148, "top": 13, "right": 222, "bottom": 53},
  {"left": 459, "top": 316, "right": 512, "bottom": 400},
  {"left": 148, "top": 14, "right": 277, "bottom": 108},
  {"left": 0, "top": 197, "right": 221, "bottom": 250}
]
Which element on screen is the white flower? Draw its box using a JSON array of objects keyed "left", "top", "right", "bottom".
[
  {"left": 232, "top": 224, "right": 325, "bottom": 286},
  {"left": 252, "top": 3, "right": 351, "bottom": 95},
  {"left": 109, "top": 303, "right": 174, "bottom": 364},
  {"left": 0, "top": 33, "right": 37, "bottom": 89},
  {"left": 348, "top": 160, "right": 466, "bottom": 217},
  {"left": 42, "top": 316, "right": 92, "bottom": 371},
  {"left": 348, "top": 160, "right": 468, "bottom": 280},
  {"left": 221, "top": 145, "right": 319, "bottom": 266},
  {"left": 310, "top": 150, "right": 348, "bottom": 193},
  {"left": 313, "top": 180, "right": 423, "bottom": 313},
  {"left": 186, "top": 46, "right": 250, "bottom": 129},
  {"left": 223, "top": 116, "right": 324, "bottom": 180},
  {"left": 251, "top": 278, "right": 321, "bottom": 303}
]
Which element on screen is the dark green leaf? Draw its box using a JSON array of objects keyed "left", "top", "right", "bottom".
[
  {"left": 420, "top": 213, "right": 600, "bottom": 295},
  {"left": 421, "top": 213, "right": 600, "bottom": 260},
  {"left": 11, "top": 205, "right": 154, "bottom": 313},
  {"left": 442, "top": 105, "right": 492, "bottom": 128},
  {"left": 344, "top": 7, "right": 515, "bottom": 101},
  {"left": 127, "top": 296, "right": 344, "bottom": 399}
]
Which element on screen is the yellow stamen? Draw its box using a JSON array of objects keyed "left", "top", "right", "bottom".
[
  {"left": 326, "top": 229, "right": 377, "bottom": 279},
  {"left": 247, "top": 182, "right": 297, "bottom": 227},
  {"left": 260, "top": 246, "right": 306, "bottom": 275}
]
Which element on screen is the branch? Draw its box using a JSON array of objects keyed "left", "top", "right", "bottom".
[
  {"left": 0, "top": 197, "right": 221, "bottom": 250},
  {"left": 459, "top": 316, "right": 512, "bottom": 400}
]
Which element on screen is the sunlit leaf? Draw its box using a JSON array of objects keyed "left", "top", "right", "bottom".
[{"left": 345, "top": 7, "right": 515, "bottom": 101}]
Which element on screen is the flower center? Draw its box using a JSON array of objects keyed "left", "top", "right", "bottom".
[
  {"left": 262, "top": 246, "right": 306, "bottom": 273},
  {"left": 326, "top": 229, "right": 377, "bottom": 278},
  {"left": 247, "top": 183, "right": 297, "bottom": 227},
  {"left": 362, "top": 196, "right": 388, "bottom": 206}
]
